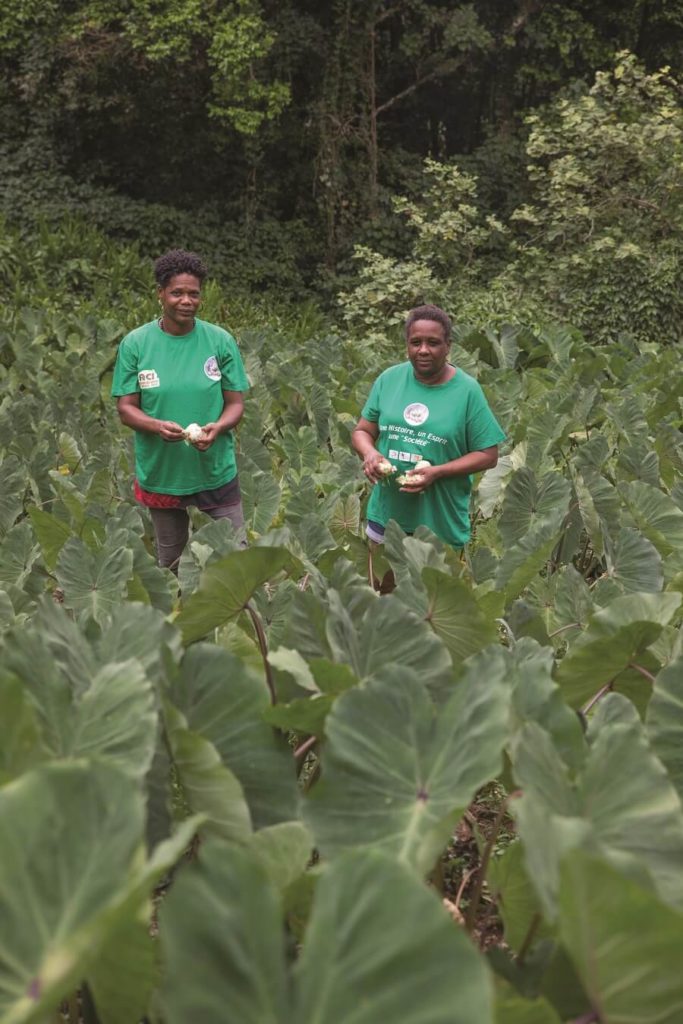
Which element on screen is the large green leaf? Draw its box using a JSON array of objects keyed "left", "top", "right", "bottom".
[
  {"left": 421, "top": 567, "right": 498, "bottom": 668},
  {"left": 240, "top": 470, "right": 281, "bottom": 534},
  {"left": 498, "top": 468, "right": 570, "bottom": 546},
  {"left": 646, "top": 657, "right": 683, "bottom": 804},
  {"left": 169, "top": 644, "right": 298, "bottom": 827},
  {"left": 175, "top": 547, "right": 299, "bottom": 644},
  {"left": 293, "top": 849, "right": 495, "bottom": 1024},
  {"left": 27, "top": 507, "right": 72, "bottom": 571},
  {"left": 620, "top": 479, "right": 683, "bottom": 555},
  {"left": 494, "top": 987, "right": 561, "bottom": 1024},
  {"left": 488, "top": 841, "right": 547, "bottom": 954},
  {"left": 0, "top": 521, "right": 40, "bottom": 590},
  {"left": 512, "top": 700, "right": 683, "bottom": 917},
  {"left": 56, "top": 536, "right": 134, "bottom": 625},
  {"left": 0, "top": 762, "right": 145, "bottom": 1024},
  {"left": 159, "top": 839, "right": 288, "bottom": 1024},
  {"left": 0, "top": 672, "right": 46, "bottom": 783},
  {"left": 559, "top": 853, "right": 683, "bottom": 1024},
  {"left": 495, "top": 520, "right": 564, "bottom": 605},
  {"left": 604, "top": 527, "right": 663, "bottom": 594},
  {"left": 554, "top": 592, "right": 681, "bottom": 708},
  {"left": 87, "top": 906, "right": 157, "bottom": 1024},
  {"left": 304, "top": 662, "right": 509, "bottom": 872}
]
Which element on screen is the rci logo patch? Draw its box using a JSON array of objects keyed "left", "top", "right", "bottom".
[
  {"left": 138, "top": 369, "right": 160, "bottom": 389},
  {"left": 204, "top": 356, "right": 221, "bottom": 381},
  {"left": 403, "top": 402, "right": 429, "bottom": 426}
]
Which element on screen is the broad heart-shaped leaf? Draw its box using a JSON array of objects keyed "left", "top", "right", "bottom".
[
  {"left": 619, "top": 479, "right": 683, "bottom": 555},
  {"left": 495, "top": 519, "right": 564, "bottom": 606},
  {"left": 571, "top": 469, "right": 619, "bottom": 560},
  {"left": 647, "top": 656, "right": 683, "bottom": 804},
  {"left": 0, "top": 521, "right": 40, "bottom": 590},
  {"left": 163, "top": 700, "right": 253, "bottom": 842},
  {"left": 293, "top": 849, "right": 495, "bottom": 1024},
  {"left": 558, "top": 853, "right": 683, "bottom": 1024},
  {"left": 240, "top": 470, "right": 281, "bottom": 534},
  {"left": 604, "top": 526, "right": 663, "bottom": 593},
  {"left": 303, "top": 663, "right": 509, "bottom": 873},
  {"left": 175, "top": 546, "right": 299, "bottom": 645},
  {"left": 0, "top": 457, "right": 27, "bottom": 536},
  {"left": 512, "top": 702, "right": 683, "bottom": 918},
  {"left": 554, "top": 592, "right": 682, "bottom": 708},
  {"left": 249, "top": 821, "right": 313, "bottom": 893},
  {"left": 0, "top": 761, "right": 145, "bottom": 1024},
  {"left": 169, "top": 644, "right": 298, "bottom": 828},
  {"left": 86, "top": 904, "right": 157, "bottom": 1024},
  {"left": 56, "top": 536, "right": 134, "bottom": 625},
  {"left": 27, "top": 507, "right": 72, "bottom": 570},
  {"left": 421, "top": 568, "right": 498, "bottom": 668},
  {"left": 325, "top": 591, "right": 454, "bottom": 699},
  {"left": 159, "top": 839, "right": 289, "bottom": 1024},
  {"left": 498, "top": 468, "right": 571, "bottom": 546},
  {"left": 0, "top": 672, "right": 46, "bottom": 782},
  {"left": 494, "top": 986, "right": 562, "bottom": 1024}
]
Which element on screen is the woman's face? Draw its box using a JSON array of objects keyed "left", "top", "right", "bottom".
[
  {"left": 406, "top": 319, "right": 450, "bottom": 382},
  {"left": 158, "top": 273, "right": 202, "bottom": 334}
]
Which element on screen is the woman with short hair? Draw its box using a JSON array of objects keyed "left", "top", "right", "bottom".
[{"left": 112, "top": 248, "right": 249, "bottom": 570}]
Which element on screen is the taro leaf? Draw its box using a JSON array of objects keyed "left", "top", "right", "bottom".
[
  {"left": 572, "top": 470, "right": 619, "bottom": 559},
  {"left": 87, "top": 906, "right": 157, "bottom": 1024},
  {"left": 488, "top": 841, "right": 547, "bottom": 954},
  {"left": 0, "top": 672, "right": 46, "bottom": 783},
  {"left": 240, "top": 470, "right": 281, "bottom": 534},
  {"left": 604, "top": 527, "right": 662, "bottom": 593},
  {"left": 512, "top": 705, "right": 683, "bottom": 917},
  {"left": 0, "top": 762, "right": 145, "bottom": 1023},
  {"left": 0, "top": 521, "right": 40, "bottom": 590},
  {"left": 326, "top": 592, "right": 454, "bottom": 698},
  {"left": 0, "top": 457, "right": 27, "bottom": 536},
  {"left": 294, "top": 512, "right": 336, "bottom": 561},
  {"left": 559, "top": 853, "right": 683, "bottom": 1024},
  {"left": 647, "top": 657, "right": 683, "bottom": 804},
  {"left": 169, "top": 644, "right": 298, "bottom": 827},
  {"left": 263, "top": 694, "right": 335, "bottom": 738},
  {"left": 249, "top": 822, "right": 313, "bottom": 893},
  {"left": 602, "top": 528, "right": 663, "bottom": 593},
  {"left": 53, "top": 660, "right": 157, "bottom": 780},
  {"left": 56, "top": 537, "right": 134, "bottom": 626},
  {"left": 495, "top": 520, "right": 563, "bottom": 604},
  {"left": 163, "top": 702, "right": 253, "bottom": 842},
  {"left": 176, "top": 547, "right": 299, "bottom": 645},
  {"left": 159, "top": 839, "right": 289, "bottom": 1024},
  {"left": 329, "top": 493, "right": 361, "bottom": 539},
  {"left": 303, "top": 664, "right": 508, "bottom": 873},
  {"left": 96, "top": 603, "right": 183, "bottom": 690},
  {"left": 268, "top": 647, "right": 319, "bottom": 693},
  {"left": 293, "top": 849, "right": 495, "bottom": 1024},
  {"left": 27, "top": 508, "right": 73, "bottom": 571},
  {"left": 498, "top": 468, "right": 570, "bottom": 546},
  {"left": 421, "top": 567, "right": 498, "bottom": 668},
  {"left": 554, "top": 592, "right": 681, "bottom": 708},
  {"left": 619, "top": 479, "right": 683, "bottom": 555},
  {"left": 476, "top": 455, "right": 514, "bottom": 518}
]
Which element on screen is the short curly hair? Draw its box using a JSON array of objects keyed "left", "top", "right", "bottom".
[
  {"left": 154, "top": 249, "right": 208, "bottom": 287},
  {"left": 405, "top": 304, "right": 452, "bottom": 343}
]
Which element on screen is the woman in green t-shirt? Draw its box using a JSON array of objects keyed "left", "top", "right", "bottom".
[
  {"left": 112, "top": 249, "right": 249, "bottom": 570},
  {"left": 352, "top": 304, "right": 505, "bottom": 550}
]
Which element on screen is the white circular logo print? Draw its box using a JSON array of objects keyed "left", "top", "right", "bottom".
[
  {"left": 204, "top": 356, "right": 221, "bottom": 381},
  {"left": 403, "top": 402, "right": 429, "bottom": 426}
]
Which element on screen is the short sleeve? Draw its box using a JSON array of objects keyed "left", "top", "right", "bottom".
[
  {"left": 111, "top": 335, "right": 140, "bottom": 397},
  {"left": 220, "top": 334, "right": 249, "bottom": 392},
  {"left": 465, "top": 382, "right": 506, "bottom": 452},
  {"left": 361, "top": 376, "right": 383, "bottom": 422}
]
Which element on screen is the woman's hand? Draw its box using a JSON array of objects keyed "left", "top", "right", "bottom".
[
  {"left": 399, "top": 464, "right": 439, "bottom": 493},
  {"left": 362, "top": 449, "right": 388, "bottom": 484},
  {"left": 192, "top": 422, "right": 221, "bottom": 451},
  {"left": 158, "top": 420, "right": 185, "bottom": 442}
]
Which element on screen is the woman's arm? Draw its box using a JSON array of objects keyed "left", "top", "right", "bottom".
[
  {"left": 399, "top": 446, "right": 499, "bottom": 492},
  {"left": 116, "top": 394, "right": 185, "bottom": 442},
  {"left": 352, "top": 417, "right": 388, "bottom": 483},
  {"left": 194, "top": 391, "right": 245, "bottom": 450}
]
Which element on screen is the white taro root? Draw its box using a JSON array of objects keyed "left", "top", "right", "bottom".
[
  {"left": 397, "top": 460, "right": 430, "bottom": 487},
  {"left": 183, "top": 423, "right": 206, "bottom": 444},
  {"left": 377, "top": 458, "right": 396, "bottom": 476},
  {"left": 414, "top": 459, "right": 431, "bottom": 471}
]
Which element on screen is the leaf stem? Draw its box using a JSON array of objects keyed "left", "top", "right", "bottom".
[
  {"left": 244, "top": 600, "right": 277, "bottom": 705},
  {"left": 628, "top": 662, "right": 656, "bottom": 683},
  {"left": 581, "top": 681, "right": 613, "bottom": 716},
  {"left": 465, "top": 798, "right": 509, "bottom": 932},
  {"left": 294, "top": 735, "right": 317, "bottom": 761},
  {"left": 516, "top": 912, "right": 541, "bottom": 965},
  {"left": 548, "top": 622, "right": 582, "bottom": 639}
]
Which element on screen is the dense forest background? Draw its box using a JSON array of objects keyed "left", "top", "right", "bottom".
[{"left": 1, "top": 0, "right": 682, "bottom": 342}]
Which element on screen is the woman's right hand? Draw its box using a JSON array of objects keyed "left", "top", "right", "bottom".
[
  {"left": 158, "top": 420, "right": 185, "bottom": 442},
  {"left": 362, "top": 449, "right": 386, "bottom": 484}
]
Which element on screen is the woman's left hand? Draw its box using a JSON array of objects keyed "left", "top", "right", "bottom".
[
  {"left": 399, "top": 464, "right": 439, "bottom": 493},
  {"left": 193, "top": 422, "right": 221, "bottom": 451}
]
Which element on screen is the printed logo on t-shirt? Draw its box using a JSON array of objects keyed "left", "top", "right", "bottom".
[
  {"left": 204, "top": 356, "right": 221, "bottom": 381},
  {"left": 403, "top": 402, "right": 429, "bottom": 426},
  {"left": 138, "top": 369, "right": 160, "bottom": 389}
]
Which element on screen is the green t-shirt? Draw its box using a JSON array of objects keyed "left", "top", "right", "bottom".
[
  {"left": 362, "top": 362, "right": 505, "bottom": 547},
  {"left": 111, "top": 318, "right": 249, "bottom": 494}
]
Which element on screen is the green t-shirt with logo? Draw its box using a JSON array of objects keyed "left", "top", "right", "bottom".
[
  {"left": 362, "top": 362, "right": 505, "bottom": 547},
  {"left": 111, "top": 318, "right": 249, "bottom": 494}
]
